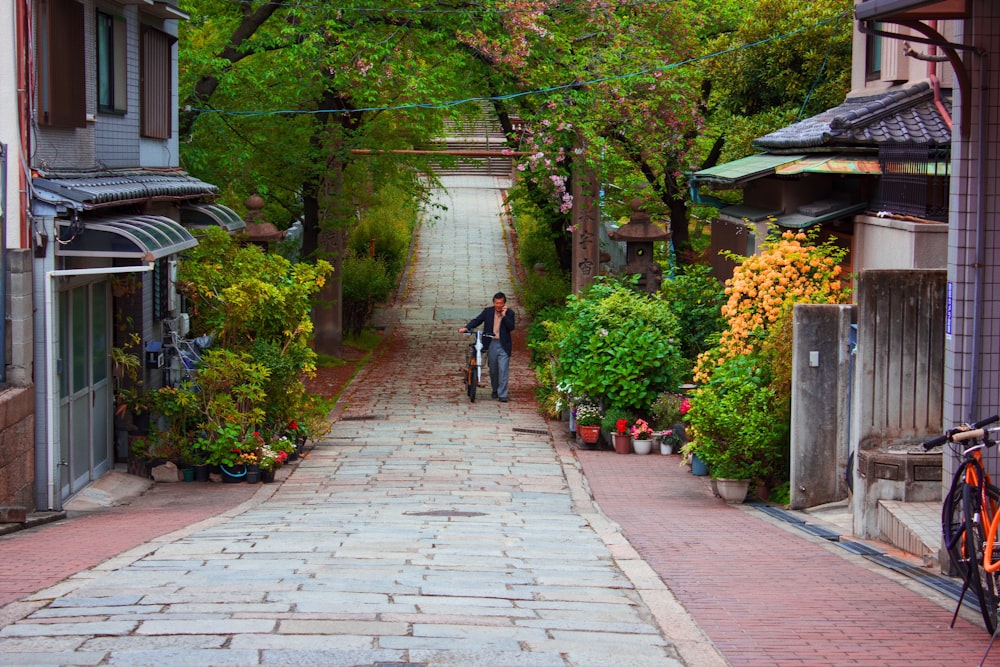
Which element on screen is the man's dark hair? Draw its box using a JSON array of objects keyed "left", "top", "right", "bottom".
[{"left": 493, "top": 292, "right": 506, "bottom": 302}]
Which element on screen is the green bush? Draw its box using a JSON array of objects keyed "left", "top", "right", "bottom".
[
  {"left": 347, "top": 185, "right": 416, "bottom": 280},
  {"left": 513, "top": 199, "right": 570, "bottom": 317},
  {"left": 660, "top": 263, "right": 726, "bottom": 375},
  {"left": 342, "top": 253, "right": 394, "bottom": 336},
  {"left": 685, "top": 353, "right": 788, "bottom": 484},
  {"left": 522, "top": 270, "right": 571, "bottom": 317},
  {"left": 556, "top": 277, "right": 685, "bottom": 412},
  {"left": 601, "top": 405, "right": 634, "bottom": 436}
]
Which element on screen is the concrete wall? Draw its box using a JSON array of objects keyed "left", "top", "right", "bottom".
[
  {"left": 7, "top": 249, "right": 32, "bottom": 386},
  {"left": 851, "top": 269, "right": 947, "bottom": 539},
  {"left": 853, "top": 215, "right": 948, "bottom": 270},
  {"left": 790, "top": 304, "right": 856, "bottom": 510}
]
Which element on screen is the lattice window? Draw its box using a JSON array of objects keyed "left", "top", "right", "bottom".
[{"left": 877, "top": 144, "right": 950, "bottom": 222}]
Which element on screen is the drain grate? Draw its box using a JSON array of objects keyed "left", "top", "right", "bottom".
[
  {"left": 403, "top": 510, "right": 486, "bottom": 516},
  {"left": 512, "top": 427, "right": 549, "bottom": 436},
  {"left": 340, "top": 414, "right": 385, "bottom": 421}
]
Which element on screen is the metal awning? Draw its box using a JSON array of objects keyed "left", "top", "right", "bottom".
[
  {"left": 55, "top": 215, "right": 198, "bottom": 261},
  {"left": 775, "top": 155, "right": 883, "bottom": 175},
  {"left": 854, "top": 0, "right": 968, "bottom": 21},
  {"left": 774, "top": 201, "right": 867, "bottom": 229},
  {"left": 180, "top": 203, "right": 247, "bottom": 232},
  {"left": 33, "top": 171, "right": 218, "bottom": 210},
  {"left": 688, "top": 154, "right": 806, "bottom": 188},
  {"left": 718, "top": 200, "right": 866, "bottom": 229}
]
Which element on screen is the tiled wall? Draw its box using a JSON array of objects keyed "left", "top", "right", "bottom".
[
  {"left": 95, "top": 4, "right": 140, "bottom": 168},
  {"left": 944, "top": 2, "right": 1000, "bottom": 441}
]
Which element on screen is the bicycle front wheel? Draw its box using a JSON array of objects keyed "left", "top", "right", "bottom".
[
  {"left": 467, "top": 360, "right": 477, "bottom": 402},
  {"left": 943, "top": 472, "right": 985, "bottom": 609},
  {"left": 967, "top": 481, "right": 1000, "bottom": 633}
]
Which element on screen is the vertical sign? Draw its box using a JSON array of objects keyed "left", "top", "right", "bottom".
[
  {"left": 946, "top": 280, "right": 953, "bottom": 340},
  {"left": 570, "top": 139, "right": 600, "bottom": 294}
]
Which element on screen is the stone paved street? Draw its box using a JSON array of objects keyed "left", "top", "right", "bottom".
[
  {"left": 1, "top": 174, "right": 997, "bottom": 666},
  {"left": 0, "top": 176, "right": 720, "bottom": 666}
]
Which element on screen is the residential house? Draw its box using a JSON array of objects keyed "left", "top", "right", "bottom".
[
  {"left": 18, "top": 0, "right": 245, "bottom": 512},
  {"left": 688, "top": 0, "right": 1000, "bottom": 553}
]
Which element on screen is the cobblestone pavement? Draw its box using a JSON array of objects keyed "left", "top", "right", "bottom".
[
  {"left": 0, "top": 174, "right": 994, "bottom": 667},
  {"left": 0, "top": 175, "right": 720, "bottom": 666}
]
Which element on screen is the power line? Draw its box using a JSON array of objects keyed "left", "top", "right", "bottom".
[{"left": 186, "top": 10, "right": 849, "bottom": 118}]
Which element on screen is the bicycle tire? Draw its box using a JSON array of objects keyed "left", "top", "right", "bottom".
[
  {"left": 943, "top": 467, "right": 986, "bottom": 608},
  {"left": 467, "top": 358, "right": 477, "bottom": 403},
  {"left": 967, "top": 478, "right": 1000, "bottom": 633}
]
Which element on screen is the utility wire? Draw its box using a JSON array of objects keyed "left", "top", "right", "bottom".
[{"left": 186, "top": 10, "right": 849, "bottom": 118}]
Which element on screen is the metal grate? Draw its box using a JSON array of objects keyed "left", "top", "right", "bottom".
[
  {"left": 877, "top": 144, "right": 949, "bottom": 221},
  {"left": 512, "top": 427, "right": 549, "bottom": 435}
]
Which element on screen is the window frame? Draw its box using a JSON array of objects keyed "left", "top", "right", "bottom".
[{"left": 96, "top": 9, "right": 128, "bottom": 115}]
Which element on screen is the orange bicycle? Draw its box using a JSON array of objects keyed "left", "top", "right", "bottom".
[{"left": 923, "top": 414, "right": 1000, "bottom": 643}]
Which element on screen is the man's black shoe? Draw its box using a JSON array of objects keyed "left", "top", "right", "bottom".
[
  {"left": 500, "top": 397, "right": 508, "bottom": 403},
  {"left": 491, "top": 391, "right": 499, "bottom": 399}
]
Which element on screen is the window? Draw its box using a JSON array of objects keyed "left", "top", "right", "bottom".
[
  {"left": 877, "top": 144, "right": 950, "bottom": 222},
  {"left": 38, "top": 0, "right": 86, "bottom": 128},
  {"left": 866, "top": 23, "right": 883, "bottom": 81},
  {"left": 140, "top": 25, "right": 175, "bottom": 140},
  {"left": 96, "top": 10, "right": 127, "bottom": 114}
]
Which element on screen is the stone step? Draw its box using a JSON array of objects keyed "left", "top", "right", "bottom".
[{"left": 877, "top": 500, "right": 940, "bottom": 563}]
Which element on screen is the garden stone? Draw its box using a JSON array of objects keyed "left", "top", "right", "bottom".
[{"left": 150, "top": 462, "right": 180, "bottom": 483}]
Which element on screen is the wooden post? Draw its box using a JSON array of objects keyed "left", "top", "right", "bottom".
[{"left": 570, "top": 140, "right": 600, "bottom": 294}]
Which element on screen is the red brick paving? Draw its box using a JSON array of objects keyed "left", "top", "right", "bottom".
[
  {"left": 0, "top": 481, "right": 259, "bottom": 609},
  {"left": 575, "top": 446, "right": 994, "bottom": 666}
]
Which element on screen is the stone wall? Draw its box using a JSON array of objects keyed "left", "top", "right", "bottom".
[{"left": 0, "top": 386, "right": 35, "bottom": 511}]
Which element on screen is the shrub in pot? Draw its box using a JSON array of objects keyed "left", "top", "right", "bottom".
[{"left": 686, "top": 353, "right": 788, "bottom": 487}]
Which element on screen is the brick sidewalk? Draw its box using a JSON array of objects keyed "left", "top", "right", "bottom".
[{"left": 574, "top": 445, "right": 992, "bottom": 666}]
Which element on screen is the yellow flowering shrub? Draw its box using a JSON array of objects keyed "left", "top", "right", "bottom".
[{"left": 694, "top": 228, "right": 850, "bottom": 382}]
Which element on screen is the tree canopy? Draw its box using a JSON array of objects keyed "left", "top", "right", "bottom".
[{"left": 176, "top": 0, "right": 854, "bottom": 346}]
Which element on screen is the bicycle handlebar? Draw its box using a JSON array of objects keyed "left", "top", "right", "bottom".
[{"left": 922, "top": 414, "right": 1000, "bottom": 450}]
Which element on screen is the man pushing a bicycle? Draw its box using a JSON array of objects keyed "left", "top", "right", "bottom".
[{"left": 459, "top": 292, "right": 516, "bottom": 402}]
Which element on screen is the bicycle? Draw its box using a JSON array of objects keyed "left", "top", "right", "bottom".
[
  {"left": 462, "top": 330, "right": 493, "bottom": 402},
  {"left": 923, "top": 414, "right": 1000, "bottom": 645}
]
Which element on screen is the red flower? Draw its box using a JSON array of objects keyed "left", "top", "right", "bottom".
[
  {"left": 616, "top": 419, "right": 628, "bottom": 434},
  {"left": 289, "top": 421, "right": 299, "bottom": 431}
]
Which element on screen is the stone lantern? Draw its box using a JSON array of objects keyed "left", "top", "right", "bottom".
[
  {"left": 242, "top": 193, "right": 286, "bottom": 249},
  {"left": 608, "top": 198, "right": 671, "bottom": 293}
]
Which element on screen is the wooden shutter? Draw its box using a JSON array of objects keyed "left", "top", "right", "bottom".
[
  {"left": 140, "top": 26, "right": 174, "bottom": 140},
  {"left": 40, "top": 0, "right": 86, "bottom": 128}
]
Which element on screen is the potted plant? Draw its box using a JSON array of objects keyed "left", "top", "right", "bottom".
[
  {"left": 574, "top": 403, "right": 603, "bottom": 446},
  {"left": 685, "top": 354, "right": 789, "bottom": 501},
  {"left": 258, "top": 443, "right": 288, "bottom": 483},
  {"left": 651, "top": 392, "right": 691, "bottom": 431},
  {"left": 600, "top": 406, "right": 633, "bottom": 454},
  {"left": 659, "top": 428, "right": 683, "bottom": 455},
  {"left": 630, "top": 418, "right": 655, "bottom": 455}
]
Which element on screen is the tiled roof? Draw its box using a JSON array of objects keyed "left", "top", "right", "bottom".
[
  {"left": 33, "top": 169, "right": 218, "bottom": 210},
  {"left": 753, "top": 82, "right": 952, "bottom": 152}
]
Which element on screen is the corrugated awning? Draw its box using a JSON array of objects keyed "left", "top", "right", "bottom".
[
  {"left": 718, "top": 200, "right": 866, "bottom": 229},
  {"left": 775, "top": 155, "right": 883, "bottom": 175},
  {"left": 180, "top": 203, "right": 247, "bottom": 232},
  {"left": 56, "top": 215, "right": 198, "bottom": 261},
  {"left": 688, "top": 154, "right": 806, "bottom": 188},
  {"left": 33, "top": 170, "right": 218, "bottom": 210}
]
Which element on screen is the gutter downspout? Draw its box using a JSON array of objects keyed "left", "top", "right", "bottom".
[
  {"left": 927, "top": 21, "right": 953, "bottom": 131},
  {"left": 968, "top": 48, "right": 988, "bottom": 421},
  {"left": 43, "top": 264, "right": 153, "bottom": 511}
]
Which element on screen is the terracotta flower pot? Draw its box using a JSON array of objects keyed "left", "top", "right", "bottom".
[
  {"left": 578, "top": 425, "right": 601, "bottom": 444},
  {"left": 613, "top": 433, "right": 631, "bottom": 454}
]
